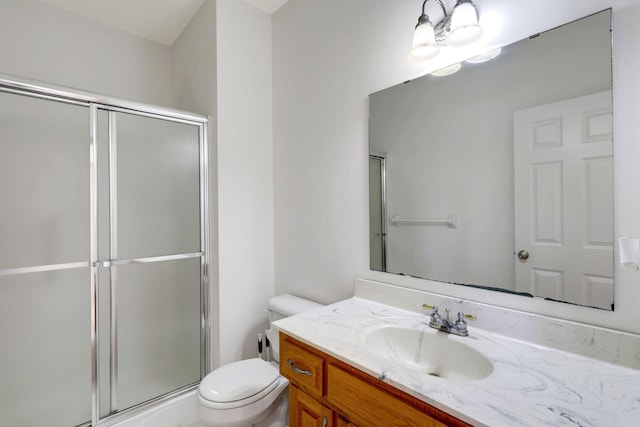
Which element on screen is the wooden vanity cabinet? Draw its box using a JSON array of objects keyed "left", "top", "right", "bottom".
[
  {"left": 335, "top": 416, "right": 356, "bottom": 427},
  {"left": 280, "top": 333, "right": 471, "bottom": 427},
  {"left": 289, "top": 385, "right": 332, "bottom": 427}
]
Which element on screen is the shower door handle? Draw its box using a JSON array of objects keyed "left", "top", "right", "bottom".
[{"left": 91, "top": 261, "right": 112, "bottom": 267}]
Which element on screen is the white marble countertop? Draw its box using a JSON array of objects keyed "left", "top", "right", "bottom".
[{"left": 273, "top": 297, "right": 640, "bottom": 427}]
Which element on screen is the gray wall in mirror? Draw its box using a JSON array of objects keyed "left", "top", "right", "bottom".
[{"left": 369, "top": 10, "right": 613, "bottom": 310}]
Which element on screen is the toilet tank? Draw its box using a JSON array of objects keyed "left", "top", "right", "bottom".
[{"left": 266, "top": 294, "right": 323, "bottom": 362}]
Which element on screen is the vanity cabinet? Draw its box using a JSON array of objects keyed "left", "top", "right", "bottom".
[
  {"left": 289, "top": 386, "right": 333, "bottom": 426},
  {"left": 280, "top": 333, "right": 470, "bottom": 427}
]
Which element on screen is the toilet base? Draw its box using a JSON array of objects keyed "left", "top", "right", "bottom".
[{"left": 252, "top": 391, "right": 287, "bottom": 427}]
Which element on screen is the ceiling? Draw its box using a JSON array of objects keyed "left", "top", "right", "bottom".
[{"left": 38, "top": 0, "right": 289, "bottom": 46}]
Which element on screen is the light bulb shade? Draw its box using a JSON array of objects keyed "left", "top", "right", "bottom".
[
  {"left": 409, "top": 21, "right": 440, "bottom": 61},
  {"left": 447, "top": 2, "right": 483, "bottom": 47},
  {"left": 430, "top": 62, "right": 462, "bottom": 76},
  {"left": 465, "top": 47, "right": 502, "bottom": 64}
]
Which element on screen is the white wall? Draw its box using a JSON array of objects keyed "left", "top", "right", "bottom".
[
  {"left": 174, "top": 0, "right": 276, "bottom": 368},
  {"left": 216, "top": 0, "right": 275, "bottom": 365},
  {"left": 172, "top": 0, "right": 220, "bottom": 369},
  {"left": 272, "top": 0, "right": 640, "bottom": 333},
  {"left": 174, "top": 0, "right": 275, "bottom": 368},
  {"left": 173, "top": 1, "right": 217, "bottom": 117},
  {"left": 273, "top": 0, "right": 375, "bottom": 304},
  {"left": 0, "top": 0, "right": 173, "bottom": 106}
]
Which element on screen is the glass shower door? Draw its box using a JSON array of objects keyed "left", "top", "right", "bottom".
[
  {"left": 0, "top": 92, "right": 92, "bottom": 427},
  {"left": 0, "top": 79, "right": 208, "bottom": 426},
  {"left": 96, "top": 110, "right": 203, "bottom": 415}
]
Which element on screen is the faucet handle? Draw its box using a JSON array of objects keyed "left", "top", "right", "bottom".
[
  {"left": 422, "top": 304, "right": 440, "bottom": 316},
  {"left": 461, "top": 312, "right": 476, "bottom": 321},
  {"left": 423, "top": 304, "right": 442, "bottom": 328},
  {"left": 454, "top": 312, "right": 469, "bottom": 335},
  {"left": 423, "top": 304, "right": 440, "bottom": 315}
]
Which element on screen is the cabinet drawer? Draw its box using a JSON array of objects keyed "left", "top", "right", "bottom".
[
  {"left": 327, "top": 363, "right": 448, "bottom": 427},
  {"left": 280, "top": 335, "right": 325, "bottom": 398}
]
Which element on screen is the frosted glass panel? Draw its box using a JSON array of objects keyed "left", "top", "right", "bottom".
[
  {"left": 0, "top": 268, "right": 91, "bottom": 427},
  {"left": 116, "top": 258, "right": 201, "bottom": 410},
  {"left": 0, "top": 84, "right": 206, "bottom": 425},
  {"left": 0, "top": 92, "right": 89, "bottom": 269},
  {"left": 116, "top": 113, "right": 200, "bottom": 259}
]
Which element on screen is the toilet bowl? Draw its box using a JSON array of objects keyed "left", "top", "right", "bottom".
[
  {"left": 197, "top": 358, "right": 288, "bottom": 427},
  {"left": 197, "top": 294, "right": 322, "bottom": 427}
]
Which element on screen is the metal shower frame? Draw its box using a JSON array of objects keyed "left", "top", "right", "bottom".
[{"left": 0, "top": 72, "right": 211, "bottom": 427}]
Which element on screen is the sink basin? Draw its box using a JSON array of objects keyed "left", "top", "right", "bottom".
[{"left": 363, "top": 325, "right": 494, "bottom": 381}]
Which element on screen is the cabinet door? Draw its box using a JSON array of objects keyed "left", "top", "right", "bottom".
[{"left": 290, "top": 386, "right": 332, "bottom": 427}]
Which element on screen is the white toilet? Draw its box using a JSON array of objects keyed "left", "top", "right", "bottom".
[{"left": 197, "top": 294, "right": 323, "bottom": 427}]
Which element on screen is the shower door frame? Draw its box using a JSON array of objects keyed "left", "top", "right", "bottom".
[{"left": 0, "top": 73, "right": 210, "bottom": 427}]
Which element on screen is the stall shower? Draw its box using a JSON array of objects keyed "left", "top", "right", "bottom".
[{"left": 0, "top": 75, "right": 209, "bottom": 427}]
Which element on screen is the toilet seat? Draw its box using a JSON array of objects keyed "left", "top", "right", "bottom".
[{"left": 198, "top": 358, "right": 281, "bottom": 410}]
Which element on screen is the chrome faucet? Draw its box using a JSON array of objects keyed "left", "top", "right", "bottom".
[{"left": 422, "top": 304, "right": 476, "bottom": 337}]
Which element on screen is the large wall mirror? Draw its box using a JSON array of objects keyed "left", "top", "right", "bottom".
[{"left": 369, "top": 10, "right": 614, "bottom": 310}]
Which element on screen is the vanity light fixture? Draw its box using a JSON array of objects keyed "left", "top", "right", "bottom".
[
  {"left": 447, "top": 0, "right": 483, "bottom": 46},
  {"left": 409, "top": 0, "right": 483, "bottom": 62}
]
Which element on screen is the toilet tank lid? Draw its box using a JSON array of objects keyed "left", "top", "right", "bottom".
[
  {"left": 199, "top": 358, "right": 279, "bottom": 403},
  {"left": 268, "top": 294, "right": 323, "bottom": 316}
]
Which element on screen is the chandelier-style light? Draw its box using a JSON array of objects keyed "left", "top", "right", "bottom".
[{"left": 409, "top": 0, "right": 483, "bottom": 62}]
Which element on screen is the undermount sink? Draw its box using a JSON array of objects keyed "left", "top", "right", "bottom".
[{"left": 363, "top": 325, "right": 494, "bottom": 381}]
